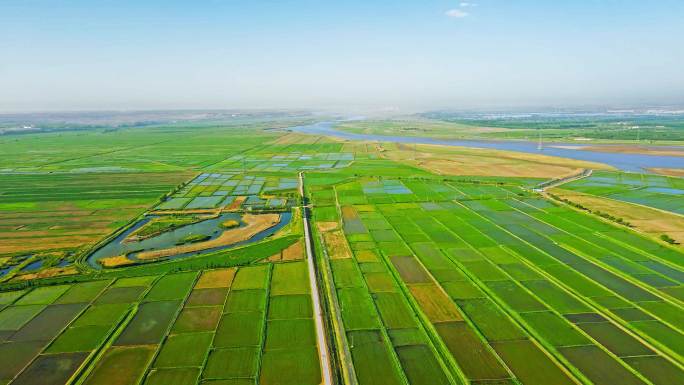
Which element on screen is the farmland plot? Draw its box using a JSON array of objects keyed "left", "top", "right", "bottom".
[
  {"left": 0, "top": 172, "right": 190, "bottom": 256},
  {"left": 312, "top": 174, "right": 684, "bottom": 385},
  {"left": 0, "top": 259, "right": 322, "bottom": 385}
]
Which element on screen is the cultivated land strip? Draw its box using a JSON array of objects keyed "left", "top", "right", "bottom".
[
  {"left": 314, "top": 226, "right": 359, "bottom": 385},
  {"left": 299, "top": 172, "right": 334, "bottom": 385},
  {"left": 457, "top": 198, "right": 684, "bottom": 367}
]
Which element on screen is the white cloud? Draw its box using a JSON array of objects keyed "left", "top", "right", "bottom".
[
  {"left": 460, "top": 2, "right": 477, "bottom": 7},
  {"left": 445, "top": 9, "right": 469, "bottom": 18}
]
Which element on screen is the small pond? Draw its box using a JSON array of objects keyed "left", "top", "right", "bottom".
[
  {"left": 0, "top": 265, "right": 17, "bottom": 277},
  {"left": 22, "top": 259, "right": 44, "bottom": 272}
]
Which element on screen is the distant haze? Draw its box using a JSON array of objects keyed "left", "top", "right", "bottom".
[{"left": 1, "top": 1, "right": 683, "bottom": 112}]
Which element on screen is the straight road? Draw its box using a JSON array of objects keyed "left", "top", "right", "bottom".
[{"left": 299, "top": 172, "right": 334, "bottom": 385}]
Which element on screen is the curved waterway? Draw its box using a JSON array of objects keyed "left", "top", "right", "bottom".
[
  {"left": 87, "top": 212, "right": 291, "bottom": 269},
  {"left": 290, "top": 122, "right": 684, "bottom": 173}
]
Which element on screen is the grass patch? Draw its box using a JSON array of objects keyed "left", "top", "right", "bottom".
[
  {"left": 11, "top": 303, "right": 86, "bottom": 342},
  {"left": 175, "top": 233, "right": 211, "bottom": 245},
  {"left": 214, "top": 312, "right": 264, "bottom": 348},
  {"left": 347, "top": 330, "right": 405, "bottom": 385},
  {"left": 114, "top": 300, "right": 181, "bottom": 345},
  {"left": 194, "top": 268, "right": 236, "bottom": 289},
  {"left": 259, "top": 347, "right": 321, "bottom": 385},
  {"left": 520, "top": 311, "right": 590, "bottom": 347},
  {"left": 231, "top": 265, "right": 270, "bottom": 290},
  {"left": 558, "top": 345, "right": 646, "bottom": 385},
  {"left": 395, "top": 344, "right": 451, "bottom": 385},
  {"left": 225, "top": 289, "right": 266, "bottom": 313},
  {"left": 186, "top": 287, "right": 228, "bottom": 307},
  {"left": 11, "top": 352, "right": 88, "bottom": 385},
  {"left": 267, "top": 294, "right": 312, "bottom": 320},
  {"left": 143, "top": 272, "right": 197, "bottom": 301},
  {"left": 94, "top": 286, "right": 146, "bottom": 304},
  {"left": 46, "top": 325, "right": 111, "bottom": 353},
  {"left": 172, "top": 306, "right": 221, "bottom": 333},
  {"left": 264, "top": 319, "right": 316, "bottom": 350},
  {"left": 492, "top": 340, "right": 577, "bottom": 385},
  {"left": 203, "top": 347, "right": 259, "bottom": 379},
  {"left": 435, "top": 321, "right": 511, "bottom": 381},
  {"left": 270, "top": 261, "right": 309, "bottom": 295},
  {"left": 83, "top": 345, "right": 156, "bottom": 385},
  {"left": 14, "top": 285, "right": 70, "bottom": 305},
  {"left": 153, "top": 332, "right": 213, "bottom": 368},
  {"left": 457, "top": 298, "right": 526, "bottom": 342},
  {"left": 146, "top": 368, "right": 201, "bottom": 385},
  {"left": 72, "top": 303, "right": 130, "bottom": 327},
  {"left": 54, "top": 280, "right": 111, "bottom": 304},
  {"left": 0, "top": 305, "right": 46, "bottom": 331}
]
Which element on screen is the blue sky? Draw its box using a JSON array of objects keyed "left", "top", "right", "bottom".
[{"left": 1, "top": 0, "right": 683, "bottom": 111}]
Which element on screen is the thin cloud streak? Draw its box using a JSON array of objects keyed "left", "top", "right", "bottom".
[{"left": 445, "top": 9, "right": 469, "bottom": 18}]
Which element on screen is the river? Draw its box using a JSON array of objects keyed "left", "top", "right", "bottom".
[{"left": 289, "top": 121, "right": 684, "bottom": 173}]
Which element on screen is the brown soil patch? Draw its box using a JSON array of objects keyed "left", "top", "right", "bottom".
[
  {"left": 364, "top": 272, "right": 396, "bottom": 293},
  {"left": 195, "top": 268, "right": 237, "bottom": 289},
  {"left": 420, "top": 159, "right": 581, "bottom": 179},
  {"left": 99, "top": 255, "right": 136, "bottom": 268},
  {"left": 584, "top": 145, "right": 684, "bottom": 157},
  {"left": 322, "top": 230, "right": 352, "bottom": 259},
  {"left": 341, "top": 206, "right": 358, "bottom": 221},
  {"left": 264, "top": 240, "right": 305, "bottom": 263},
  {"left": 316, "top": 222, "right": 339, "bottom": 232},
  {"left": 270, "top": 133, "right": 321, "bottom": 145},
  {"left": 265, "top": 253, "right": 283, "bottom": 263},
  {"left": 383, "top": 143, "right": 612, "bottom": 179},
  {"left": 0, "top": 236, "right": 102, "bottom": 255},
  {"left": 282, "top": 240, "right": 305, "bottom": 261},
  {"left": 551, "top": 188, "right": 684, "bottom": 246},
  {"left": 390, "top": 255, "right": 432, "bottom": 284},
  {"left": 355, "top": 205, "right": 375, "bottom": 212},
  {"left": 227, "top": 196, "right": 247, "bottom": 211},
  {"left": 12, "top": 266, "right": 79, "bottom": 281},
  {"left": 409, "top": 284, "right": 463, "bottom": 323},
  {"left": 355, "top": 249, "right": 379, "bottom": 262},
  {"left": 136, "top": 214, "right": 280, "bottom": 260},
  {"left": 647, "top": 168, "right": 684, "bottom": 177}
]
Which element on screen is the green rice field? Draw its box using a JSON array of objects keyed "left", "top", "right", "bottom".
[
  {"left": 0, "top": 262, "right": 321, "bottom": 385},
  {"left": 310, "top": 171, "right": 684, "bottom": 385},
  {"left": 1, "top": 117, "right": 683, "bottom": 385}
]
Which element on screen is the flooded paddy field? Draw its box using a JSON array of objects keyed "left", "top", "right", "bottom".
[
  {"left": 156, "top": 173, "right": 297, "bottom": 211},
  {"left": 562, "top": 171, "right": 684, "bottom": 215}
]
